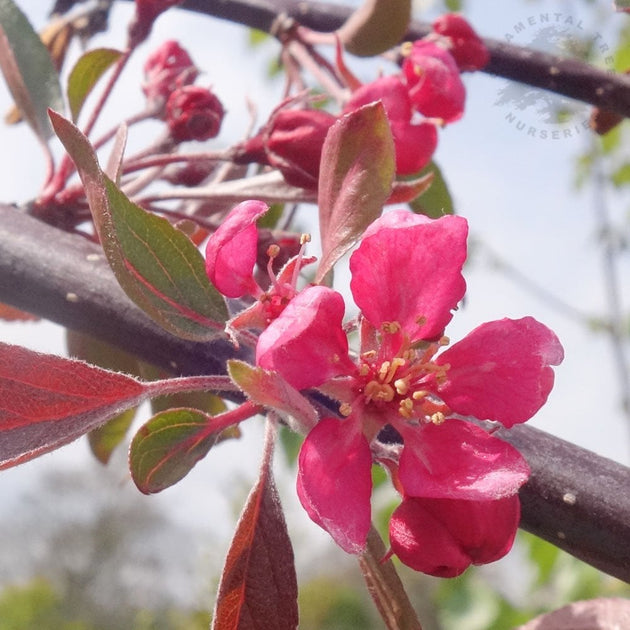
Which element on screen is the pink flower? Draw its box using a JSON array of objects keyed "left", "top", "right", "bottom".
[
  {"left": 432, "top": 14, "right": 490, "bottom": 72},
  {"left": 166, "top": 86, "right": 224, "bottom": 143},
  {"left": 402, "top": 40, "right": 466, "bottom": 123},
  {"left": 257, "top": 210, "right": 563, "bottom": 573},
  {"left": 344, "top": 76, "right": 438, "bottom": 175},
  {"left": 142, "top": 40, "right": 198, "bottom": 112},
  {"left": 204, "top": 201, "right": 317, "bottom": 332}
]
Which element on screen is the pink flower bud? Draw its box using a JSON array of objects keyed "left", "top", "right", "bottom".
[
  {"left": 265, "top": 109, "right": 336, "bottom": 188},
  {"left": 235, "top": 108, "right": 336, "bottom": 189},
  {"left": 402, "top": 40, "right": 466, "bottom": 123},
  {"left": 142, "top": 40, "right": 198, "bottom": 112},
  {"left": 128, "top": 0, "right": 183, "bottom": 47},
  {"left": 166, "top": 86, "right": 224, "bottom": 143},
  {"left": 432, "top": 14, "right": 490, "bottom": 72}
]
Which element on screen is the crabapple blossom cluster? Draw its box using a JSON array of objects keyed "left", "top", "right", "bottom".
[
  {"left": 204, "top": 202, "right": 563, "bottom": 577},
  {"left": 234, "top": 14, "right": 488, "bottom": 187}
]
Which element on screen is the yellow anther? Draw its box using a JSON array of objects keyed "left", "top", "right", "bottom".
[
  {"left": 439, "top": 336, "right": 450, "bottom": 346},
  {"left": 394, "top": 377, "right": 409, "bottom": 395},
  {"left": 412, "top": 389, "right": 428, "bottom": 400},
  {"left": 378, "top": 361, "right": 391, "bottom": 380},
  {"left": 399, "top": 398, "right": 414, "bottom": 418},
  {"left": 358, "top": 364, "right": 370, "bottom": 377},
  {"left": 431, "top": 412, "right": 446, "bottom": 425},
  {"left": 361, "top": 350, "right": 377, "bottom": 360},
  {"left": 400, "top": 41, "right": 413, "bottom": 57},
  {"left": 365, "top": 380, "right": 395, "bottom": 402},
  {"left": 339, "top": 403, "right": 352, "bottom": 417},
  {"left": 300, "top": 233, "right": 311, "bottom": 245},
  {"left": 267, "top": 244, "right": 280, "bottom": 258},
  {"left": 382, "top": 321, "right": 401, "bottom": 334}
]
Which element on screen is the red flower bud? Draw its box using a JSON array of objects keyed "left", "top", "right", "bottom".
[
  {"left": 142, "top": 40, "right": 198, "bottom": 112},
  {"left": 166, "top": 86, "right": 224, "bottom": 143},
  {"left": 432, "top": 14, "right": 490, "bottom": 72},
  {"left": 235, "top": 108, "right": 336, "bottom": 189},
  {"left": 264, "top": 109, "right": 336, "bottom": 188}
]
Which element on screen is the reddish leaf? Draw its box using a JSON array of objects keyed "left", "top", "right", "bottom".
[
  {"left": 316, "top": 102, "right": 395, "bottom": 282},
  {"left": 213, "top": 425, "right": 298, "bottom": 630},
  {"left": 0, "top": 302, "right": 38, "bottom": 321},
  {"left": 517, "top": 598, "right": 630, "bottom": 629},
  {"left": 0, "top": 342, "right": 145, "bottom": 469},
  {"left": 129, "top": 407, "right": 221, "bottom": 494}
]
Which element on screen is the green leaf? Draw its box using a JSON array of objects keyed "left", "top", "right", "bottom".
[
  {"left": 130, "top": 408, "right": 219, "bottom": 494},
  {"left": 0, "top": 0, "right": 64, "bottom": 141},
  {"left": 67, "top": 47, "right": 123, "bottom": 122},
  {"left": 88, "top": 410, "right": 136, "bottom": 465},
  {"left": 612, "top": 162, "right": 630, "bottom": 187},
  {"left": 316, "top": 102, "right": 395, "bottom": 282},
  {"left": 228, "top": 360, "right": 318, "bottom": 434},
  {"left": 409, "top": 160, "right": 454, "bottom": 218},
  {"left": 50, "top": 111, "right": 229, "bottom": 340},
  {"left": 66, "top": 328, "right": 141, "bottom": 463}
]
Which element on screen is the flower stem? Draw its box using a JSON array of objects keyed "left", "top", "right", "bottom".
[{"left": 358, "top": 525, "right": 423, "bottom": 630}]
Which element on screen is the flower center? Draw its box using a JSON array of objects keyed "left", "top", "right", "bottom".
[{"left": 358, "top": 323, "right": 451, "bottom": 424}]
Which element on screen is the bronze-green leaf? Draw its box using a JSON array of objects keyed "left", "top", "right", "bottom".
[
  {"left": 50, "top": 111, "right": 229, "bottom": 340},
  {"left": 129, "top": 408, "right": 219, "bottom": 494},
  {"left": 67, "top": 47, "right": 123, "bottom": 122},
  {"left": 228, "top": 360, "right": 318, "bottom": 434},
  {"left": 0, "top": 0, "right": 64, "bottom": 141},
  {"left": 317, "top": 102, "right": 395, "bottom": 282}
]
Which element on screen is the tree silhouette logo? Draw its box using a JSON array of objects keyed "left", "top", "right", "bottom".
[{"left": 495, "top": 15, "right": 612, "bottom": 140}]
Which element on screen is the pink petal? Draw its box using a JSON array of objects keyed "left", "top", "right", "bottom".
[
  {"left": 297, "top": 416, "right": 372, "bottom": 554},
  {"left": 402, "top": 40, "right": 466, "bottom": 122},
  {"left": 349, "top": 211, "right": 468, "bottom": 341},
  {"left": 344, "top": 75, "right": 412, "bottom": 125},
  {"left": 205, "top": 200, "right": 268, "bottom": 298},
  {"left": 390, "top": 119, "right": 438, "bottom": 175},
  {"left": 256, "top": 286, "right": 354, "bottom": 390},
  {"left": 389, "top": 495, "right": 520, "bottom": 576},
  {"left": 435, "top": 317, "right": 564, "bottom": 426},
  {"left": 398, "top": 419, "right": 530, "bottom": 500}
]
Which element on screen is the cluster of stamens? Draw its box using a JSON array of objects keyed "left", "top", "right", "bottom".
[{"left": 358, "top": 324, "right": 451, "bottom": 424}]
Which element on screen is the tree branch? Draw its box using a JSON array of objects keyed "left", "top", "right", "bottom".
[
  {"left": 1, "top": 203, "right": 629, "bottom": 583},
  {"left": 170, "top": 0, "right": 630, "bottom": 118}
]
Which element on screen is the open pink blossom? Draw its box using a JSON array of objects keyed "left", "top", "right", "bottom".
[
  {"left": 256, "top": 210, "right": 563, "bottom": 571},
  {"left": 344, "top": 76, "right": 438, "bottom": 174}
]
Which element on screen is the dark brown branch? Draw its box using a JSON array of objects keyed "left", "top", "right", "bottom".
[
  {"left": 1, "top": 203, "right": 629, "bottom": 583},
  {"left": 171, "top": 0, "right": 630, "bottom": 118},
  {"left": 498, "top": 424, "right": 630, "bottom": 583},
  {"left": 0, "top": 203, "right": 249, "bottom": 380}
]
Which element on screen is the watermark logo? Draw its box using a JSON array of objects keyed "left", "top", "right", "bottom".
[{"left": 495, "top": 13, "right": 614, "bottom": 140}]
